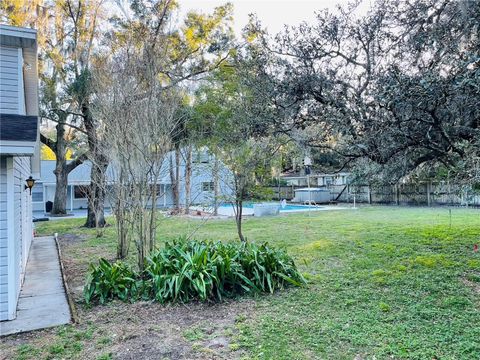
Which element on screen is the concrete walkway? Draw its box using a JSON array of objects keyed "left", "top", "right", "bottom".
[{"left": 0, "top": 236, "right": 71, "bottom": 336}]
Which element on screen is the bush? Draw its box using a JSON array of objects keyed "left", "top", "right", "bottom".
[
  {"left": 84, "top": 239, "right": 305, "bottom": 305},
  {"left": 84, "top": 259, "right": 139, "bottom": 304},
  {"left": 238, "top": 242, "right": 305, "bottom": 293}
]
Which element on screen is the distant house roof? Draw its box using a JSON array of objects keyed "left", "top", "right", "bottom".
[
  {"left": 0, "top": 114, "right": 38, "bottom": 142},
  {"left": 39, "top": 160, "right": 173, "bottom": 185},
  {"left": 39, "top": 161, "right": 92, "bottom": 185},
  {"left": 0, "top": 24, "right": 36, "bottom": 48}
]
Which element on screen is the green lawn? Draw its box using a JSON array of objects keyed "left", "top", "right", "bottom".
[{"left": 9, "top": 206, "right": 480, "bottom": 359}]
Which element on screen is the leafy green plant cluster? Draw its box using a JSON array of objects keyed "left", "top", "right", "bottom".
[
  {"left": 84, "top": 258, "right": 139, "bottom": 304},
  {"left": 84, "top": 239, "right": 305, "bottom": 304}
]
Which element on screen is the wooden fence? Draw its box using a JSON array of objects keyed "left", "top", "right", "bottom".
[{"left": 269, "top": 183, "right": 480, "bottom": 207}]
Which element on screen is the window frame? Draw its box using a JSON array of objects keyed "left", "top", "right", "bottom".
[
  {"left": 73, "top": 185, "right": 90, "bottom": 199},
  {"left": 202, "top": 181, "right": 215, "bottom": 192}
]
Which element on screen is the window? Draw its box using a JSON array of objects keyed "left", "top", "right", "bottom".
[
  {"left": 202, "top": 182, "right": 215, "bottom": 192},
  {"left": 149, "top": 184, "right": 162, "bottom": 195},
  {"left": 193, "top": 151, "right": 210, "bottom": 164},
  {"left": 74, "top": 185, "right": 89, "bottom": 199}
]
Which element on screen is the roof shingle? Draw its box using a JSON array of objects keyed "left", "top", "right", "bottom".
[{"left": 0, "top": 113, "right": 38, "bottom": 142}]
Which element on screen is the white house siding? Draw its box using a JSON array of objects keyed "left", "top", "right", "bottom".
[
  {"left": 0, "top": 157, "right": 8, "bottom": 320},
  {"left": 14, "top": 157, "right": 32, "bottom": 284},
  {"left": 21, "top": 46, "right": 38, "bottom": 116},
  {"left": 180, "top": 163, "right": 233, "bottom": 206},
  {"left": 0, "top": 25, "right": 38, "bottom": 322},
  {"left": 0, "top": 45, "right": 22, "bottom": 114},
  {"left": 0, "top": 156, "right": 33, "bottom": 321}
]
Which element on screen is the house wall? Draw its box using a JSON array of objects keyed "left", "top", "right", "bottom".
[
  {"left": 22, "top": 46, "right": 38, "bottom": 116},
  {"left": 317, "top": 175, "right": 348, "bottom": 186},
  {"left": 0, "top": 156, "right": 33, "bottom": 321},
  {"left": 284, "top": 174, "right": 350, "bottom": 187},
  {"left": 156, "top": 184, "right": 174, "bottom": 208},
  {"left": 0, "top": 157, "right": 8, "bottom": 320},
  {"left": 0, "top": 45, "right": 24, "bottom": 114},
  {"left": 182, "top": 163, "right": 234, "bottom": 206},
  {"left": 13, "top": 156, "right": 32, "bottom": 301}
]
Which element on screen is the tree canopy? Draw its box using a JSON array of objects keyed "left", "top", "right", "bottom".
[{"left": 250, "top": 0, "right": 480, "bottom": 183}]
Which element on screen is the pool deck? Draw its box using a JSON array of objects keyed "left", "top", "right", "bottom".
[{"left": 0, "top": 236, "right": 71, "bottom": 337}]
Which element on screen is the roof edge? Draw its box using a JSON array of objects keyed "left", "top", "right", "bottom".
[{"left": 0, "top": 24, "right": 37, "bottom": 36}]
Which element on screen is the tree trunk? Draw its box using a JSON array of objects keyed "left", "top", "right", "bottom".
[
  {"left": 82, "top": 101, "right": 108, "bottom": 229},
  {"left": 235, "top": 199, "right": 245, "bottom": 242},
  {"left": 169, "top": 153, "right": 177, "bottom": 210},
  {"left": 51, "top": 115, "right": 68, "bottom": 215},
  {"left": 175, "top": 147, "right": 181, "bottom": 211},
  {"left": 213, "top": 158, "right": 219, "bottom": 216},
  {"left": 169, "top": 147, "right": 181, "bottom": 211},
  {"left": 52, "top": 162, "right": 68, "bottom": 215},
  {"left": 47, "top": 115, "right": 85, "bottom": 215},
  {"left": 115, "top": 170, "right": 130, "bottom": 259},
  {"left": 184, "top": 146, "right": 192, "bottom": 214},
  {"left": 149, "top": 179, "right": 158, "bottom": 252},
  {"left": 84, "top": 157, "right": 108, "bottom": 228},
  {"left": 49, "top": 149, "right": 85, "bottom": 215},
  {"left": 116, "top": 206, "right": 129, "bottom": 259}
]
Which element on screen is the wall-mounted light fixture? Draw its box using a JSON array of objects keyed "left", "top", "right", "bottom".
[{"left": 25, "top": 176, "right": 36, "bottom": 195}]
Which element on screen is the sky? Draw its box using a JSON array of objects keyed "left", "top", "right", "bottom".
[{"left": 177, "top": 0, "right": 373, "bottom": 37}]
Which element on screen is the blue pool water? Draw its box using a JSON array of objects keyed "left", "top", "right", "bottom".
[
  {"left": 279, "top": 204, "right": 320, "bottom": 211},
  {"left": 221, "top": 203, "right": 321, "bottom": 212}
]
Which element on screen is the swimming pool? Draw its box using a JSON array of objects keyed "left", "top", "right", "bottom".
[{"left": 218, "top": 203, "right": 322, "bottom": 213}]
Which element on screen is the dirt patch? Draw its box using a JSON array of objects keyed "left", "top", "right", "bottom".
[
  {"left": 59, "top": 233, "right": 89, "bottom": 245},
  {"left": 1, "top": 293, "right": 253, "bottom": 360},
  {"left": 81, "top": 300, "right": 251, "bottom": 359},
  {"left": 113, "top": 334, "right": 191, "bottom": 360},
  {"left": 462, "top": 273, "right": 480, "bottom": 296}
]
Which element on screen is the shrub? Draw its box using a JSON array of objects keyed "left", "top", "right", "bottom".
[
  {"left": 142, "top": 240, "right": 250, "bottom": 302},
  {"left": 84, "top": 239, "right": 305, "bottom": 305},
  {"left": 238, "top": 241, "right": 306, "bottom": 293},
  {"left": 84, "top": 258, "right": 138, "bottom": 304}
]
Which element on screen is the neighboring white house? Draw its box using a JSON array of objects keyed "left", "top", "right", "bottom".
[
  {"left": 282, "top": 172, "right": 351, "bottom": 187},
  {"left": 0, "top": 25, "right": 40, "bottom": 321},
  {"left": 35, "top": 149, "right": 234, "bottom": 213}
]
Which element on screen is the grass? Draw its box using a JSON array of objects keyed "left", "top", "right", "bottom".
[{"left": 12, "top": 206, "right": 480, "bottom": 359}]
